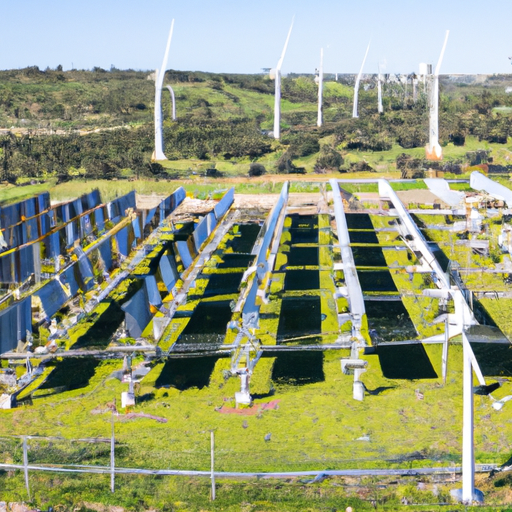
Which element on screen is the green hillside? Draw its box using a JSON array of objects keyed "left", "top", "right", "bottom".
[{"left": 1, "top": 67, "right": 512, "bottom": 185}]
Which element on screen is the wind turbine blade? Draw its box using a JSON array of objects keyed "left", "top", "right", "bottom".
[
  {"left": 462, "top": 332, "right": 486, "bottom": 387},
  {"left": 352, "top": 40, "right": 371, "bottom": 118},
  {"left": 277, "top": 17, "right": 295, "bottom": 71},
  {"left": 357, "top": 41, "right": 371, "bottom": 79},
  {"left": 154, "top": 19, "right": 174, "bottom": 161},
  {"left": 434, "top": 30, "right": 449, "bottom": 77},
  {"left": 157, "top": 19, "right": 175, "bottom": 90}
]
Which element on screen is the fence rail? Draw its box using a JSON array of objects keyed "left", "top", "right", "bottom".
[{"left": 0, "top": 433, "right": 500, "bottom": 502}]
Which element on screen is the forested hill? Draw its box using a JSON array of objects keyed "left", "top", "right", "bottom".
[{"left": 1, "top": 66, "right": 512, "bottom": 183}]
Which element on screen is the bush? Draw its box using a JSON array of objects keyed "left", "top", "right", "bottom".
[
  {"left": 345, "top": 132, "right": 392, "bottom": 151},
  {"left": 466, "top": 150, "right": 491, "bottom": 166},
  {"left": 450, "top": 132, "right": 465, "bottom": 146},
  {"left": 349, "top": 160, "right": 375, "bottom": 173},
  {"left": 248, "top": 163, "right": 266, "bottom": 177},
  {"left": 314, "top": 146, "right": 343, "bottom": 172},
  {"left": 395, "top": 153, "right": 425, "bottom": 179},
  {"left": 281, "top": 133, "right": 320, "bottom": 157},
  {"left": 443, "top": 163, "right": 463, "bottom": 174},
  {"left": 397, "top": 126, "right": 426, "bottom": 149},
  {"left": 276, "top": 150, "right": 300, "bottom": 174}
]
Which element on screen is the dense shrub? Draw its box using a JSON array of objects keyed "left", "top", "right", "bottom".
[
  {"left": 248, "top": 162, "right": 266, "bottom": 177},
  {"left": 314, "top": 146, "right": 344, "bottom": 172},
  {"left": 276, "top": 150, "right": 301, "bottom": 174},
  {"left": 281, "top": 133, "right": 320, "bottom": 157},
  {"left": 349, "top": 160, "right": 375, "bottom": 173},
  {"left": 396, "top": 153, "right": 425, "bottom": 179}
]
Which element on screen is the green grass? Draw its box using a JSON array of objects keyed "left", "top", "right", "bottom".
[
  {"left": 0, "top": 179, "right": 58, "bottom": 206},
  {"left": 2, "top": 471, "right": 489, "bottom": 511},
  {"left": 1, "top": 341, "right": 510, "bottom": 509}
]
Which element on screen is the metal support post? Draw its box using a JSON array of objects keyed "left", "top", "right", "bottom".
[
  {"left": 23, "top": 436, "right": 30, "bottom": 500},
  {"left": 110, "top": 411, "right": 115, "bottom": 493},
  {"left": 462, "top": 342, "right": 474, "bottom": 502},
  {"left": 442, "top": 317, "right": 449, "bottom": 385},
  {"left": 210, "top": 431, "right": 216, "bottom": 501},
  {"left": 451, "top": 335, "right": 484, "bottom": 504}
]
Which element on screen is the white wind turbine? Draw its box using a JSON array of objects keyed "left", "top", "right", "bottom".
[
  {"left": 425, "top": 30, "right": 449, "bottom": 161},
  {"left": 353, "top": 41, "right": 371, "bottom": 118},
  {"left": 315, "top": 48, "right": 324, "bottom": 127},
  {"left": 153, "top": 19, "right": 174, "bottom": 162},
  {"left": 377, "top": 63, "right": 384, "bottom": 114},
  {"left": 270, "top": 18, "right": 294, "bottom": 139}
]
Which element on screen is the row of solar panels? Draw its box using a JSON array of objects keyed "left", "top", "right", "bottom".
[
  {"left": 0, "top": 190, "right": 99, "bottom": 252},
  {"left": 0, "top": 187, "right": 234, "bottom": 355},
  {"left": 123, "top": 188, "right": 235, "bottom": 340},
  {"left": 0, "top": 190, "right": 137, "bottom": 284},
  {"left": 0, "top": 187, "right": 190, "bottom": 354}
]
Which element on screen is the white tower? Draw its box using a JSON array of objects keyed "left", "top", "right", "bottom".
[
  {"left": 316, "top": 48, "right": 324, "bottom": 127},
  {"left": 153, "top": 19, "right": 175, "bottom": 162},
  {"left": 271, "top": 18, "right": 294, "bottom": 139},
  {"left": 352, "top": 41, "right": 371, "bottom": 118},
  {"left": 377, "top": 65, "right": 384, "bottom": 114},
  {"left": 426, "top": 30, "right": 449, "bottom": 161}
]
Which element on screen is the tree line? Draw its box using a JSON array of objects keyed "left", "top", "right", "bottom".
[{"left": 0, "top": 68, "right": 512, "bottom": 180}]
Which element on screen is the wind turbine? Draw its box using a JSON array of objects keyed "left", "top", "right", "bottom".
[
  {"left": 152, "top": 19, "right": 174, "bottom": 162},
  {"left": 377, "top": 63, "right": 384, "bottom": 114},
  {"left": 425, "top": 30, "right": 449, "bottom": 161},
  {"left": 352, "top": 41, "right": 371, "bottom": 118},
  {"left": 315, "top": 48, "right": 324, "bottom": 127},
  {"left": 270, "top": 18, "right": 294, "bottom": 139}
]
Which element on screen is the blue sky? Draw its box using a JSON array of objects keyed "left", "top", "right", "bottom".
[{"left": 1, "top": 0, "right": 511, "bottom": 75}]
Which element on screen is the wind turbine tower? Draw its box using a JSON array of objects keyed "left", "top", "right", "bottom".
[
  {"left": 425, "top": 30, "right": 449, "bottom": 161},
  {"left": 271, "top": 18, "right": 294, "bottom": 139},
  {"left": 153, "top": 19, "right": 174, "bottom": 162},
  {"left": 315, "top": 48, "right": 324, "bottom": 127},
  {"left": 377, "top": 65, "right": 384, "bottom": 114},
  {"left": 353, "top": 41, "right": 371, "bottom": 118}
]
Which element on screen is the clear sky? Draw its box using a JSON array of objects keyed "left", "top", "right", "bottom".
[{"left": 1, "top": 0, "right": 511, "bottom": 75}]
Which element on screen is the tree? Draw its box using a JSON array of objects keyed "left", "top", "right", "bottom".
[{"left": 314, "top": 146, "right": 343, "bottom": 173}]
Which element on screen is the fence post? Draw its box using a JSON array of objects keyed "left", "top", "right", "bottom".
[
  {"left": 23, "top": 436, "right": 30, "bottom": 500},
  {"left": 210, "top": 431, "right": 215, "bottom": 501},
  {"left": 110, "top": 411, "right": 115, "bottom": 493}
]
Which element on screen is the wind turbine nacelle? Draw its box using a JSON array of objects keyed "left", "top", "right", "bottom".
[{"left": 269, "top": 68, "right": 277, "bottom": 80}]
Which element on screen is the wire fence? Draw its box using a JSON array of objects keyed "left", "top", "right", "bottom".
[{"left": 0, "top": 428, "right": 501, "bottom": 503}]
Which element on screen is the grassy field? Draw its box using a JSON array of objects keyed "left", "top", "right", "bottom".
[{"left": 1, "top": 341, "right": 511, "bottom": 509}]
